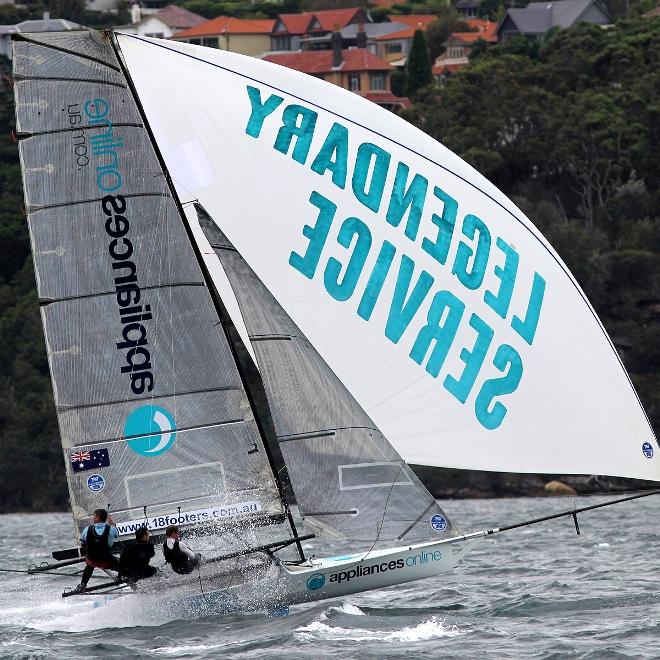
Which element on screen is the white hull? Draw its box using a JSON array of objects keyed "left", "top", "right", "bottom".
[{"left": 134, "top": 536, "right": 476, "bottom": 615}]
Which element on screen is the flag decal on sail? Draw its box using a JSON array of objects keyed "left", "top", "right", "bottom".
[
  {"left": 124, "top": 404, "right": 177, "bottom": 457},
  {"left": 70, "top": 448, "right": 110, "bottom": 473}
]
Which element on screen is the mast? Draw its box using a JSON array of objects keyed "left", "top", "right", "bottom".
[{"left": 108, "top": 32, "right": 304, "bottom": 560}]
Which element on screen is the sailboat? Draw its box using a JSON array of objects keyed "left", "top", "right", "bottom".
[{"left": 11, "top": 29, "right": 659, "bottom": 613}]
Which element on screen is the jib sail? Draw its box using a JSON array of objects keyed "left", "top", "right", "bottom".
[{"left": 197, "top": 207, "right": 457, "bottom": 547}]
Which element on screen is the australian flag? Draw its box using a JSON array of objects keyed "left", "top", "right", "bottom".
[{"left": 70, "top": 448, "right": 110, "bottom": 473}]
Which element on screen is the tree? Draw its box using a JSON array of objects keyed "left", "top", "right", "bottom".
[
  {"left": 425, "top": 7, "right": 472, "bottom": 62},
  {"left": 405, "top": 29, "right": 433, "bottom": 97}
]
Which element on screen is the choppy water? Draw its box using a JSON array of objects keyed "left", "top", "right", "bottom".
[{"left": 1, "top": 495, "right": 659, "bottom": 659}]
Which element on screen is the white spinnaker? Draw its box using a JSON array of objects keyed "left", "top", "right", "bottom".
[{"left": 116, "top": 34, "right": 658, "bottom": 480}]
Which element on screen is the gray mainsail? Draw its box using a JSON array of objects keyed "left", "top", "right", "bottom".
[
  {"left": 197, "top": 207, "right": 458, "bottom": 548},
  {"left": 12, "top": 31, "right": 293, "bottom": 542}
]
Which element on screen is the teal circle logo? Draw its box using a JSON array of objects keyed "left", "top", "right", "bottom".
[
  {"left": 125, "top": 405, "right": 177, "bottom": 457},
  {"left": 306, "top": 573, "right": 325, "bottom": 591}
]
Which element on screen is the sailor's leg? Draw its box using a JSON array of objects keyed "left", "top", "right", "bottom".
[{"left": 80, "top": 563, "right": 94, "bottom": 588}]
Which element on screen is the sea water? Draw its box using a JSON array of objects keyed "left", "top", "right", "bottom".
[{"left": 1, "top": 495, "right": 658, "bottom": 659}]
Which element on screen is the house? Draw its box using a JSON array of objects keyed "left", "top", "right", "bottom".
[
  {"left": 373, "top": 15, "right": 437, "bottom": 65},
  {"left": 270, "top": 7, "right": 369, "bottom": 52},
  {"left": 300, "top": 20, "right": 419, "bottom": 54},
  {"left": 455, "top": 0, "right": 481, "bottom": 19},
  {"left": 497, "top": 0, "right": 611, "bottom": 40},
  {"left": 433, "top": 18, "right": 497, "bottom": 81},
  {"left": 120, "top": 4, "right": 205, "bottom": 39},
  {"left": 172, "top": 16, "right": 275, "bottom": 57},
  {"left": 263, "top": 33, "right": 410, "bottom": 111},
  {"left": 0, "top": 14, "right": 82, "bottom": 59}
]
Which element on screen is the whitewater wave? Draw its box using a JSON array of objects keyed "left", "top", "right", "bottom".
[{"left": 295, "top": 615, "right": 462, "bottom": 643}]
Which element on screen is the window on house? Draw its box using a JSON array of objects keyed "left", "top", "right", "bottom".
[
  {"left": 385, "top": 42, "right": 403, "bottom": 54},
  {"left": 201, "top": 37, "right": 219, "bottom": 48},
  {"left": 349, "top": 73, "right": 361, "bottom": 91},
  {"left": 272, "top": 35, "right": 291, "bottom": 50},
  {"left": 189, "top": 38, "right": 201, "bottom": 45},
  {"left": 145, "top": 32, "right": 165, "bottom": 38},
  {"left": 370, "top": 73, "right": 385, "bottom": 90}
]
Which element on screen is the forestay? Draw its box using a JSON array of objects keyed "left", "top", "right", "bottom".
[
  {"left": 115, "top": 34, "right": 659, "bottom": 481},
  {"left": 12, "top": 31, "right": 289, "bottom": 541}
]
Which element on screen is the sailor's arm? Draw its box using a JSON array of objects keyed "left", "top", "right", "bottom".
[
  {"left": 107, "top": 515, "right": 118, "bottom": 547},
  {"left": 177, "top": 540, "right": 196, "bottom": 560}
]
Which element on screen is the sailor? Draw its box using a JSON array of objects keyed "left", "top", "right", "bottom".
[
  {"left": 118, "top": 527, "right": 157, "bottom": 583},
  {"left": 162, "top": 525, "right": 203, "bottom": 575},
  {"left": 76, "top": 508, "right": 119, "bottom": 591}
]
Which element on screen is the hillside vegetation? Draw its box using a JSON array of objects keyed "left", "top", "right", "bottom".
[{"left": 0, "top": 16, "right": 659, "bottom": 510}]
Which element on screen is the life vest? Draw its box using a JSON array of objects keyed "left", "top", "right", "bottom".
[
  {"left": 162, "top": 539, "right": 190, "bottom": 574},
  {"left": 84, "top": 524, "right": 112, "bottom": 563}
]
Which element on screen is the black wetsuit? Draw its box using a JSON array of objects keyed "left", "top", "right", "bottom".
[
  {"left": 162, "top": 539, "right": 200, "bottom": 575},
  {"left": 119, "top": 542, "right": 157, "bottom": 582}
]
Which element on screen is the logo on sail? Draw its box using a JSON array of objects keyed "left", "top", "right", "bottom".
[
  {"left": 430, "top": 514, "right": 447, "bottom": 532},
  {"left": 125, "top": 405, "right": 177, "bottom": 457},
  {"left": 642, "top": 442, "right": 654, "bottom": 459},
  {"left": 306, "top": 573, "right": 326, "bottom": 590}
]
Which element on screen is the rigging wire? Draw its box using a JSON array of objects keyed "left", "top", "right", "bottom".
[{"left": 362, "top": 460, "right": 406, "bottom": 562}]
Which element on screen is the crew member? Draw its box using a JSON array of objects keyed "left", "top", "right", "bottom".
[
  {"left": 118, "top": 527, "right": 157, "bottom": 583},
  {"left": 76, "top": 508, "right": 119, "bottom": 592},
  {"left": 162, "top": 525, "right": 202, "bottom": 575}
]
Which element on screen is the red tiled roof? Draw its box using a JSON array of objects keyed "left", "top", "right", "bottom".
[
  {"left": 465, "top": 18, "right": 498, "bottom": 33},
  {"left": 274, "top": 8, "right": 363, "bottom": 34},
  {"left": 376, "top": 14, "right": 437, "bottom": 40},
  {"left": 390, "top": 15, "right": 437, "bottom": 27},
  {"left": 432, "top": 62, "right": 465, "bottom": 75},
  {"left": 263, "top": 48, "right": 391, "bottom": 73},
  {"left": 449, "top": 30, "right": 497, "bottom": 43},
  {"left": 274, "top": 13, "right": 313, "bottom": 34},
  {"left": 153, "top": 4, "right": 205, "bottom": 29},
  {"left": 313, "top": 7, "right": 364, "bottom": 31},
  {"left": 358, "top": 90, "right": 412, "bottom": 108},
  {"left": 175, "top": 15, "right": 275, "bottom": 38}
]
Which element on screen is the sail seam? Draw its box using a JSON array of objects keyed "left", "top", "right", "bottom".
[
  {"left": 301, "top": 510, "right": 358, "bottom": 516},
  {"left": 249, "top": 334, "right": 293, "bottom": 342},
  {"left": 12, "top": 34, "right": 122, "bottom": 72},
  {"left": 396, "top": 500, "right": 437, "bottom": 541},
  {"left": 14, "top": 75, "right": 127, "bottom": 88},
  {"left": 100, "top": 490, "right": 267, "bottom": 516},
  {"left": 67, "top": 418, "right": 246, "bottom": 447},
  {"left": 57, "top": 385, "right": 242, "bottom": 412},
  {"left": 25, "top": 191, "right": 169, "bottom": 213},
  {"left": 39, "top": 281, "right": 206, "bottom": 306},
  {"left": 18, "top": 122, "right": 144, "bottom": 139}
]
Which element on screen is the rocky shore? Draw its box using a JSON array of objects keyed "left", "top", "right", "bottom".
[{"left": 411, "top": 465, "right": 660, "bottom": 499}]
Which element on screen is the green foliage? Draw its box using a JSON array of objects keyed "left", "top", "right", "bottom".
[
  {"left": 181, "top": 0, "right": 301, "bottom": 19},
  {"left": 391, "top": 67, "right": 408, "bottom": 97},
  {"left": 405, "top": 29, "right": 433, "bottom": 97},
  {"left": 425, "top": 7, "right": 473, "bottom": 61},
  {"left": 0, "top": 17, "right": 660, "bottom": 511},
  {"left": 0, "top": 57, "right": 63, "bottom": 512}
]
